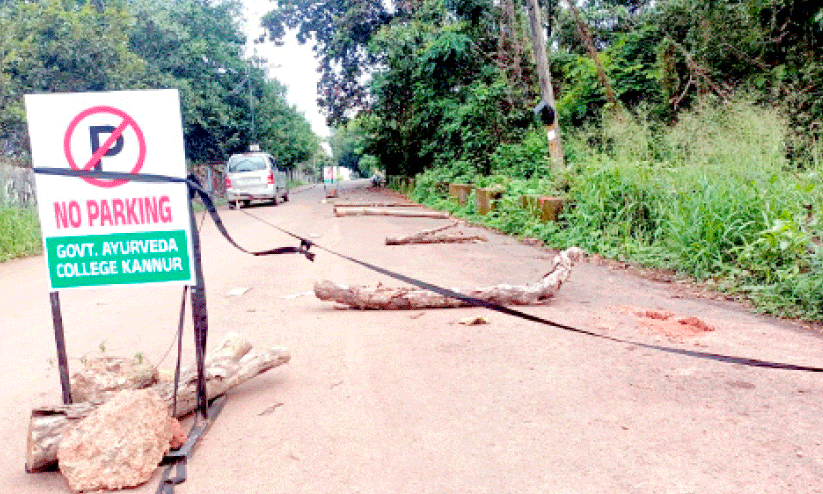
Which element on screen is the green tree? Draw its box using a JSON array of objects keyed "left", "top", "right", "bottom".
[
  {"left": 329, "top": 119, "right": 371, "bottom": 175},
  {"left": 261, "top": 0, "right": 399, "bottom": 125},
  {"left": 363, "top": 0, "right": 535, "bottom": 177},
  {"left": 0, "top": 0, "right": 320, "bottom": 165},
  {"left": 255, "top": 77, "right": 319, "bottom": 169},
  {"left": 654, "top": 0, "right": 823, "bottom": 156},
  {"left": 127, "top": 0, "right": 249, "bottom": 162},
  {"left": 1, "top": 0, "right": 142, "bottom": 156}
]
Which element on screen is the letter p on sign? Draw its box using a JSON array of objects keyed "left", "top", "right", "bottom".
[{"left": 89, "top": 125, "right": 125, "bottom": 171}]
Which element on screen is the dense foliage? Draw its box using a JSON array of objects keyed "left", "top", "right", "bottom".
[
  {"left": 264, "top": 0, "right": 823, "bottom": 320},
  {"left": 262, "top": 0, "right": 396, "bottom": 126},
  {"left": 0, "top": 204, "right": 40, "bottom": 261},
  {"left": 0, "top": 0, "right": 320, "bottom": 166},
  {"left": 4, "top": 0, "right": 823, "bottom": 320},
  {"left": 265, "top": 0, "right": 822, "bottom": 174},
  {"left": 405, "top": 97, "right": 823, "bottom": 321}
]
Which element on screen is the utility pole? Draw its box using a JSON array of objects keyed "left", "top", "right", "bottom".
[
  {"left": 247, "top": 62, "right": 256, "bottom": 146},
  {"left": 525, "top": 0, "right": 565, "bottom": 170}
]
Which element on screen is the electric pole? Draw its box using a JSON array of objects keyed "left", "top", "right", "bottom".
[{"left": 525, "top": 0, "right": 565, "bottom": 170}]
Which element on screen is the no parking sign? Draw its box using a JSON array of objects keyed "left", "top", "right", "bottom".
[{"left": 25, "top": 89, "right": 195, "bottom": 290}]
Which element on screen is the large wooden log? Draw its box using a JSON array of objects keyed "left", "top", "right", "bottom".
[
  {"left": 26, "top": 333, "right": 290, "bottom": 472},
  {"left": 314, "top": 247, "right": 584, "bottom": 309}
]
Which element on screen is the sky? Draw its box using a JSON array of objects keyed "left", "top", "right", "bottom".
[{"left": 241, "top": 2, "right": 331, "bottom": 140}]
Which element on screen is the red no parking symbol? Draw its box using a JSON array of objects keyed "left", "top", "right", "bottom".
[{"left": 63, "top": 105, "right": 146, "bottom": 188}]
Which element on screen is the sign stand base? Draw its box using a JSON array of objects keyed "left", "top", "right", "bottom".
[{"left": 156, "top": 395, "right": 227, "bottom": 494}]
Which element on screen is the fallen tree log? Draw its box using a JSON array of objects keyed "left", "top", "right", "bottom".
[
  {"left": 334, "top": 207, "right": 449, "bottom": 218},
  {"left": 385, "top": 234, "right": 486, "bottom": 245},
  {"left": 26, "top": 333, "right": 290, "bottom": 472},
  {"left": 334, "top": 202, "right": 425, "bottom": 208},
  {"left": 314, "top": 247, "right": 584, "bottom": 309},
  {"left": 385, "top": 221, "right": 486, "bottom": 245}
]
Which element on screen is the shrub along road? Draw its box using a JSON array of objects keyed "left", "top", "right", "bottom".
[{"left": 2, "top": 179, "right": 822, "bottom": 493}]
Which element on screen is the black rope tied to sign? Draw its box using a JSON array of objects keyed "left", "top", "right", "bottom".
[
  {"left": 33, "top": 166, "right": 823, "bottom": 375},
  {"left": 186, "top": 174, "right": 315, "bottom": 261},
  {"left": 32, "top": 167, "right": 314, "bottom": 261},
  {"left": 232, "top": 210, "right": 823, "bottom": 374},
  {"left": 314, "top": 241, "right": 823, "bottom": 372}
]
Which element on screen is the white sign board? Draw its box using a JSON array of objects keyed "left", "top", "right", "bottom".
[
  {"left": 25, "top": 89, "right": 195, "bottom": 290},
  {"left": 323, "top": 165, "right": 339, "bottom": 184}
]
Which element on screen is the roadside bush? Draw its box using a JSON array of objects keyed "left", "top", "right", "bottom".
[
  {"left": 0, "top": 205, "right": 41, "bottom": 262},
  {"left": 552, "top": 159, "right": 667, "bottom": 260},
  {"left": 405, "top": 95, "right": 823, "bottom": 321},
  {"left": 489, "top": 128, "right": 553, "bottom": 179}
]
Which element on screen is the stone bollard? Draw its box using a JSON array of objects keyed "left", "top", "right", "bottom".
[
  {"left": 538, "top": 196, "right": 565, "bottom": 221},
  {"left": 475, "top": 186, "right": 505, "bottom": 215},
  {"left": 521, "top": 195, "right": 565, "bottom": 222},
  {"left": 448, "top": 183, "right": 475, "bottom": 206}
]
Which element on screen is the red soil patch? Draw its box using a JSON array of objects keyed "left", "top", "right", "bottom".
[{"left": 611, "top": 305, "right": 715, "bottom": 339}]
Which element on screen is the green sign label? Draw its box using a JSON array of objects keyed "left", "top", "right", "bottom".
[{"left": 45, "top": 230, "right": 191, "bottom": 289}]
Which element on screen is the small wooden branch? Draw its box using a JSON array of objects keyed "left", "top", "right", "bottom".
[
  {"left": 334, "top": 207, "right": 449, "bottom": 218},
  {"left": 406, "top": 221, "right": 460, "bottom": 237},
  {"left": 385, "top": 234, "right": 486, "bottom": 245},
  {"left": 314, "top": 247, "right": 584, "bottom": 309},
  {"left": 668, "top": 40, "right": 732, "bottom": 109},
  {"left": 26, "top": 334, "right": 290, "bottom": 472},
  {"left": 385, "top": 221, "right": 486, "bottom": 245},
  {"left": 333, "top": 202, "right": 425, "bottom": 208}
]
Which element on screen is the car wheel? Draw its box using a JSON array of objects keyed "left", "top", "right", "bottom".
[
  {"left": 283, "top": 192, "right": 289, "bottom": 202},
  {"left": 271, "top": 195, "right": 278, "bottom": 206},
  {"left": 228, "top": 201, "right": 236, "bottom": 210},
  {"left": 241, "top": 200, "right": 250, "bottom": 208}
]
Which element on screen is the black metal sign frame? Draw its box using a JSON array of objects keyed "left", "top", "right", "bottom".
[{"left": 47, "top": 193, "right": 211, "bottom": 420}]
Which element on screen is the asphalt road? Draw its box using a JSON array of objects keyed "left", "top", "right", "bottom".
[{"left": 3, "top": 179, "right": 823, "bottom": 493}]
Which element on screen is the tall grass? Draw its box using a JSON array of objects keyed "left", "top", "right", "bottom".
[
  {"left": 407, "top": 96, "right": 823, "bottom": 321},
  {"left": 0, "top": 204, "right": 41, "bottom": 262}
]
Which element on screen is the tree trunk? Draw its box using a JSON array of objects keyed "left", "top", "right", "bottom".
[
  {"left": 564, "top": 0, "right": 618, "bottom": 107},
  {"left": 26, "top": 334, "right": 290, "bottom": 472},
  {"left": 314, "top": 247, "right": 583, "bottom": 309}
]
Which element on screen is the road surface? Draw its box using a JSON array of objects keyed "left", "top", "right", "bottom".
[{"left": 2, "top": 179, "right": 822, "bottom": 493}]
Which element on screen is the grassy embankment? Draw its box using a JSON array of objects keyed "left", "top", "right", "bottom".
[{"left": 403, "top": 98, "right": 823, "bottom": 322}]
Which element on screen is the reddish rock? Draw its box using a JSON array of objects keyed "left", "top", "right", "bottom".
[
  {"left": 169, "top": 417, "right": 187, "bottom": 450},
  {"left": 70, "top": 356, "right": 158, "bottom": 403},
  {"left": 58, "top": 389, "right": 175, "bottom": 493}
]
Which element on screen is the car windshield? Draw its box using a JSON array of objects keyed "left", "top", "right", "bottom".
[{"left": 228, "top": 156, "right": 267, "bottom": 173}]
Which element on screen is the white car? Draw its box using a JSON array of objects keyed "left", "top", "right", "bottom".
[{"left": 225, "top": 152, "right": 289, "bottom": 208}]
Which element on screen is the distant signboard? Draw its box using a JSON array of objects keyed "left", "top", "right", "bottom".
[
  {"left": 25, "top": 89, "right": 195, "bottom": 290},
  {"left": 323, "top": 165, "right": 338, "bottom": 184}
]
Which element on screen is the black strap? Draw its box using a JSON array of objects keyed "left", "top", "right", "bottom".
[
  {"left": 32, "top": 167, "right": 314, "bottom": 261},
  {"left": 315, "top": 245, "right": 823, "bottom": 373},
  {"left": 33, "top": 167, "right": 823, "bottom": 373},
  {"left": 234, "top": 206, "right": 823, "bottom": 373},
  {"left": 186, "top": 174, "right": 315, "bottom": 261},
  {"left": 155, "top": 395, "right": 227, "bottom": 494}
]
